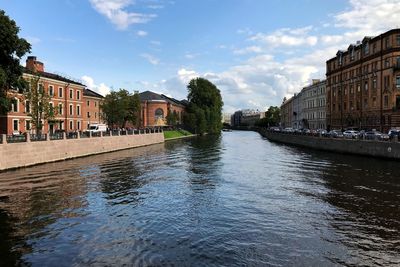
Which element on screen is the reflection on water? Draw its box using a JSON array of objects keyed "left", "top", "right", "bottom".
[{"left": 0, "top": 131, "right": 400, "bottom": 266}]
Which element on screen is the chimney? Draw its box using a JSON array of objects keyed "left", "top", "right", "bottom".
[
  {"left": 312, "top": 79, "right": 320, "bottom": 85},
  {"left": 26, "top": 56, "right": 44, "bottom": 72}
]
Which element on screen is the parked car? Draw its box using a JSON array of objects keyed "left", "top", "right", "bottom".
[
  {"left": 329, "top": 130, "right": 343, "bottom": 138},
  {"left": 358, "top": 130, "right": 366, "bottom": 139},
  {"left": 283, "top": 127, "right": 295, "bottom": 133},
  {"left": 364, "top": 131, "right": 389, "bottom": 141},
  {"left": 343, "top": 130, "right": 359, "bottom": 139},
  {"left": 87, "top": 124, "right": 107, "bottom": 133},
  {"left": 388, "top": 129, "right": 400, "bottom": 139}
]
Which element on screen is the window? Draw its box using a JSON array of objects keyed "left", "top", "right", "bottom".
[
  {"left": 59, "top": 103, "right": 63, "bottom": 115},
  {"left": 363, "top": 99, "right": 368, "bottom": 109},
  {"left": 384, "top": 95, "right": 389, "bottom": 107},
  {"left": 155, "top": 108, "right": 164, "bottom": 119},
  {"left": 13, "top": 119, "right": 19, "bottom": 132},
  {"left": 350, "top": 85, "right": 354, "bottom": 94},
  {"left": 69, "top": 120, "right": 73, "bottom": 130},
  {"left": 95, "top": 112, "right": 97, "bottom": 119},
  {"left": 385, "top": 59, "right": 390, "bottom": 68},
  {"left": 87, "top": 100, "right": 90, "bottom": 106},
  {"left": 25, "top": 100, "right": 30, "bottom": 113},
  {"left": 69, "top": 89, "right": 73, "bottom": 99},
  {"left": 364, "top": 43, "right": 369, "bottom": 55},
  {"left": 77, "top": 90, "right": 80, "bottom": 100},
  {"left": 373, "top": 97, "right": 377, "bottom": 107},
  {"left": 38, "top": 84, "right": 44, "bottom": 94},
  {"left": 49, "top": 85, "right": 54, "bottom": 97},
  {"left": 95, "top": 101, "right": 97, "bottom": 107},
  {"left": 77, "top": 105, "right": 81, "bottom": 116},
  {"left": 69, "top": 104, "right": 73, "bottom": 115},
  {"left": 373, "top": 43, "right": 376, "bottom": 53},
  {"left": 49, "top": 102, "right": 54, "bottom": 116},
  {"left": 87, "top": 112, "right": 90, "bottom": 118},
  {"left": 11, "top": 98, "right": 18, "bottom": 112},
  {"left": 385, "top": 37, "right": 389, "bottom": 48},
  {"left": 373, "top": 79, "right": 377, "bottom": 89},
  {"left": 59, "top": 121, "right": 63, "bottom": 130},
  {"left": 397, "top": 76, "right": 400, "bottom": 88},
  {"left": 59, "top": 87, "right": 63, "bottom": 98},
  {"left": 350, "top": 101, "right": 353, "bottom": 110},
  {"left": 364, "top": 81, "right": 368, "bottom": 91},
  {"left": 26, "top": 120, "right": 31, "bottom": 131},
  {"left": 357, "top": 84, "right": 361, "bottom": 92},
  {"left": 77, "top": 121, "right": 81, "bottom": 130},
  {"left": 397, "top": 35, "right": 400, "bottom": 46}
]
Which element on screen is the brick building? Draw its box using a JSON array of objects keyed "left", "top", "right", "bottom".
[
  {"left": 326, "top": 28, "right": 400, "bottom": 132},
  {"left": 139, "top": 91, "right": 186, "bottom": 127},
  {"left": 83, "top": 89, "right": 104, "bottom": 129},
  {"left": 0, "top": 56, "right": 86, "bottom": 135},
  {"left": 280, "top": 97, "right": 293, "bottom": 128}
]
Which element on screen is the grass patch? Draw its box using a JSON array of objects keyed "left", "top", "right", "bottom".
[{"left": 164, "top": 129, "right": 193, "bottom": 139}]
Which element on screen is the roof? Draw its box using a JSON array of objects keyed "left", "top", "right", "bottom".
[
  {"left": 23, "top": 67, "right": 85, "bottom": 86},
  {"left": 139, "top": 90, "right": 188, "bottom": 107},
  {"left": 139, "top": 91, "right": 166, "bottom": 102},
  {"left": 84, "top": 88, "right": 104, "bottom": 98}
]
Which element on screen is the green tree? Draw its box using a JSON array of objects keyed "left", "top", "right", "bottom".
[
  {"left": 166, "top": 110, "right": 179, "bottom": 126},
  {"left": 185, "top": 78, "right": 223, "bottom": 134},
  {"left": 24, "top": 75, "right": 56, "bottom": 134},
  {"left": 0, "top": 10, "right": 31, "bottom": 114},
  {"left": 100, "top": 89, "right": 141, "bottom": 129},
  {"left": 255, "top": 106, "right": 281, "bottom": 127}
]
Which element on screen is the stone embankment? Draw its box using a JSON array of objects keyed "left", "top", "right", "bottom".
[
  {"left": 258, "top": 128, "right": 400, "bottom": 160},
  {"left": 0, "top": 130, "right": 164, "bottom": 171}
]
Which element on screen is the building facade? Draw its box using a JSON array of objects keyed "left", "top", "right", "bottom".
[
  {"left": 326, "top": 28, "right": 400, "bottom": 132},
  {"left": 83, "top": 89, "right": 104, "bottom": 129},
  {"left": 139, "top": 91, "right": 186, "bottom": 127},
  {"left": 280, "top": 97, "right": 293, "bottom": 128},
  {"left": 0, "top": 56, "right": 86, "bottom": 135},
  {"left": 301, "top": 79, "right": 326, "bottom": 130}
]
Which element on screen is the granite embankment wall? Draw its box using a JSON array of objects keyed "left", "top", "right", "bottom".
[
  {"left": 258, "top": 128, "right": 400, "bottom": 160},
  {"left": 0, "top": 132, "right": 164, "bottom": 171}
]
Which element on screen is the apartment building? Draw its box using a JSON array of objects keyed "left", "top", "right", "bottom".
[
  {"left": 83, "top": 89, "right": 104, "bottom": 129},
  {"left": 326, "top": 28, "right": 400, "bottom": 131},
  {"left": 0, "top": 56, "right": 86, "bottom": 134},
  {"left": 302, "top": 79, "right": 326, "bottom": 130}
]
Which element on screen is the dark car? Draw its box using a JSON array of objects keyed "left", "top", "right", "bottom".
[
  {"left": 328, "top": 130, "right": 343, "bottom": 138},
  {"left": 388, "top": 129, "right": 400, "bottom": 139}
]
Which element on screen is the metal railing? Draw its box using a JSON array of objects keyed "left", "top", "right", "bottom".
[
  {"left": 6, "top": 134, "right": 26, "bottom": 143},
  {"left": 50, "top": 133, "right": 64, "bottom": 140},
  {"left": 30, "top": 134, "right": 47, "bottom": 142},
  {"left": 0, "top": 128, "right": 163, "bottom": 144}
]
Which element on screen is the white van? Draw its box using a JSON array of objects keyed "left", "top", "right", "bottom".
[{"left": 87, "top": 124, "right": 107, "bottom": 133}]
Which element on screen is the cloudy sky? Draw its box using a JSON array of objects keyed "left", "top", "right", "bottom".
[{"left": 2, "top": 0, "right": 400, "bottom": 112}]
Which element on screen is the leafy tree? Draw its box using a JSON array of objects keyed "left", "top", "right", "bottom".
[
  {"left": 255, "top": 106, "right": 281, "bottom": 127},
  {"left": 166, "top": 110, "right": 179, "bottom": 126},
  {"left": 23, "top": 75, "right": 56, "bottom": 134},
  {"left": 0, "top": 10, "right": 31, "bottom": 114},
  {"left": 185, "top": 78, "right": 223, "bottom": 134},
  {"left": 100, "top": 89, "right": 141, "bottom": 129}
]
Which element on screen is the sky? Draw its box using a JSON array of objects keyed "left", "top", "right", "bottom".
[{"left": 1, "top": 0, "right": 400, "bottom": 113}]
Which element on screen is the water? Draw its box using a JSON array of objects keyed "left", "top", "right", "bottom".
[{"left": 0, "top": 131, "right": 400, "bottom": 266}]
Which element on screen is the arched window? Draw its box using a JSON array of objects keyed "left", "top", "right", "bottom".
[{"left": 155, "top": 108, "right": 164, "bottom": 119}]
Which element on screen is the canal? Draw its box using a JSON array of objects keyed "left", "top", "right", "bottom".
[{"left": 0, "top": 131, "right": 399, "bottom": 266}]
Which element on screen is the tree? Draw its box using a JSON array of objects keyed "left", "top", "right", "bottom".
[
  {"left": 23, "top": 75, "right": 56, "bottom": 134},
  {"left": 166, "top": 110, "right": 179, "bottom": 126},
  {"left": 0, "top": 10, "right": 31, "bottom": 114},
  {"left": 184, "top": 78, "right": 223, "bottom": 134},
  {"left": 100, "top": 89, "right": 141, "bottom": 129},
  {"left": 255, "top": 106, "right": 281, "bottom": 127}
]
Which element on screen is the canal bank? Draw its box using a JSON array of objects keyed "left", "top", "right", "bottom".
[
  {"left": 258, "top": 128, "right": 400, "bottom": 160},
  {"left": 0, "top": 131, "right": 164, "bottom": 171}
]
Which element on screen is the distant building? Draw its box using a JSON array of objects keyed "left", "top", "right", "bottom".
[
  {"left": 139, "top": 91, "right": 186, "bottom": 127},
  {"left": 280, "top": 97, "right": 293, "bottom": 128},
  {"left": 301, "top": 79, "right": 326, "bottom": 129},
  {"left": 326, "top": 28, "right": 400, "bottom": 131},
  {"left": 231, "top": 109, "right": 264, "bottom": 127}
]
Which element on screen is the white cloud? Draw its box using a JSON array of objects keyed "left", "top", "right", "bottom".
[
  {"left": 140, "top": 53, "right": 160, "bottom": 65},
  {"left": 81, "top": 75, "right": 111, "bottom": 96},
  {"left": 89, "top": 0, "right": 156, "bottom": 30},
  {"left": 136, "top": 30, "right": 148, "bottom": 36},
  {"left": 150, "top": 40, "right": 161, "bottom": 46},
  {"left": 233, "top": 46, "right": 262, "bottom": 55},
  {"left": 135, "top": 0, "right": 400, "bottom": 113}
]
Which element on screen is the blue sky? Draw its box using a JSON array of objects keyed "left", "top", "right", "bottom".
[{"left": 1, "top": 0, "right": 400, "bottom": 112}]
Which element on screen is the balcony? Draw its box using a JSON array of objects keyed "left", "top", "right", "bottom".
[{"left": 393, "top": 63, "right": 400, "bottom": 71}]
